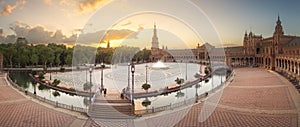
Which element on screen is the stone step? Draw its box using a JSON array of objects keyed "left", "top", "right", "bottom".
[
  {"left": 94, "top": 99, "right": 130, "bottom": 103},
  {"left": 88, "top": 103, "right": 134, "bottom": 119}
]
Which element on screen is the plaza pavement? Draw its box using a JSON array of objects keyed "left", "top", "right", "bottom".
[
  {"left": 0, "top": 73, "right": 88, "bottom": 127},
  {"left": 172, "top": 68, "right": 299, "bottom": 127},
  {"left": 0, "top": 67, "right": 299, "bottom": 127}
]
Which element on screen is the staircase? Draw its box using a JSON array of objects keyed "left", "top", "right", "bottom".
[{"left": 88, "top": 94, "right": 135, "bottom": 119}]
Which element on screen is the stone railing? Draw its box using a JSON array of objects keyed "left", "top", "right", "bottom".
[
  {"left": 6, "top": 73, "right": 88, "bottom": 114},
  {"left": 135, "top": 70, "right": 234, "bottom": 116}
]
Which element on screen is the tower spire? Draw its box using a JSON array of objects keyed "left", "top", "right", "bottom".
[
  {"left": 151, "top": 23, "right": 159, "bottom": 49},
  {"left": 274, "top": 15, "right": 283, "bottom": 35}
]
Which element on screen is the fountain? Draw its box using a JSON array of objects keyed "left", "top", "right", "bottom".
[{"left": 151, "top": 60, "right": 169, "bottom": 70}]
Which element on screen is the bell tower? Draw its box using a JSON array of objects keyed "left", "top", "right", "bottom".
[
  {"left": 273, "top": 15, "right": 284, "bottom": 55},
  {"left": 151, "top": 23, "right": 159, "bottom": 49}
]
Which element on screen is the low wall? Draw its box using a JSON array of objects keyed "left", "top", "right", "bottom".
[{"left": 6, "top": 73, "right": 88, "bottom": 114}]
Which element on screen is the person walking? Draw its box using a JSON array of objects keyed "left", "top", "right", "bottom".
[{"left": 104, "top": 88, "right": 107, "bottom": 97}]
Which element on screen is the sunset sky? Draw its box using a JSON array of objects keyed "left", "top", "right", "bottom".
[{"left": 0, "top": 0, "right": 300, "bottom": 48}]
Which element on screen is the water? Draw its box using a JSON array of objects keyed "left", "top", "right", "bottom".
[
  {"left": 134, "top": 74, "right": 226, "bottom": 109},
  {"left": 9, "top": 63, "right": 228, "bottom": 111},
  {"left": 9, "top": 72, "right": 88, "bottom": 109}
]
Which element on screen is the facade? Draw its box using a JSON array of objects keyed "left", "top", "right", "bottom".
[{"left": 151, "top": 16, "right": 300, "bottom": 80}]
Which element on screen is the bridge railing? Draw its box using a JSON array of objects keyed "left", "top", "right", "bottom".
[
  {"left": 135, "top": 69, "right": 234, "bottom": 116},
  {"left": 6, "top": 73, "right": 88, "bottom": 113}
]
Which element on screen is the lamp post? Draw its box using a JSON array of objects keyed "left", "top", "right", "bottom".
[
  {"left": 128, "top": 63, "right": 130, "bottom": 91},
  {"left": 131, "top": 63, "right": 135, "bottom": 105},
  {"left": 101, "top": 62, "right": 105, "bottom": 89},
  {"left": 86, "top": 68, "right": 87, "bottom": 83},
  {"left": 145, "top": 64, "right": 148, "bottom": 84},
  {"left": 50, "top": 63, "right": 52, "bottom": 80},
  {"left": 33, "top": 81, "right": 37, "bottom": 95},
  {"left": 89, "top": 66, "right": 93, "bottom": 103},
  {"left": 185, "top": 61, "right": 188, "bottom": 81}
]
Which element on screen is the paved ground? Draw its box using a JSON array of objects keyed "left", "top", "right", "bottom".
[
  {"left": 0, "top": 73, "right": 87, "bottom": 127},
  {"left": 1, "top": 68, "right": 299, "bottom": 127},
  {"left": 172, "top": 68, "right": 299, "bottom": 127}
]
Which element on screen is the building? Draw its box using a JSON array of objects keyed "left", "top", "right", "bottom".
[
  {"left": 150, "top": 24, "right": 166, "bottom": 61},
  {"left": 225, "top": 16, "right": 300, "bottom": 81},
  {"left": 151, "top": 16, "right": 300, "bottom": 80}
]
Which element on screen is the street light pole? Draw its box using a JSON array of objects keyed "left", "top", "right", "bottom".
[
  {"left": 89, "top": 66, "right": 93, "bottom": 103},
  {"left": 145, "top": 64, "right": 148, "bottom": 84},
  {"left": 101, "top": 62, "right": 105, "bottom": 89},
  {"left": 128, "top": 63, "right": 130, "bottom": 91},
  {"left": 131, "top": 63, "right": 135, "bottom": 105},
  {"left": 50, "top": 63, "right": 52, "bottom": 80},
  {"left": 185, "top": 61, "right": 188, "bottom": 81}
]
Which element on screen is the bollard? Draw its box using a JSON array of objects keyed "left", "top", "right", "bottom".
[
  {"left": 152, "top": 107, "right": 154, "bottom": 113},
  {"left": 25, "top": 90, "right": 28, "bottom": 95}
]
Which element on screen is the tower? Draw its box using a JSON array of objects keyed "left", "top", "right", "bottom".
[
  {"left": 243, "top": 31, "right": 248, "bottom": 54},
  {"left": 151, "top": 23, "right": 159, "bottom": 49},
  {"left": 150, "top": 23, "right": 163, "bottom": 61},
  {"left": 107, "top": 40, "right": 110, "bottom": 48},
  {"left": 273, "top": 15, "right": 284, "bottom": 55}
]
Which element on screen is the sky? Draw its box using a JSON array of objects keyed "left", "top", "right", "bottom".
[{"left": 0, "top": 0, "right": 300, "bottom": 48}]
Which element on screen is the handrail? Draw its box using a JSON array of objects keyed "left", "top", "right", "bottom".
[
  {"left": 6, "top": 73, "right": 88, "bottom": 113},
  {"left": 135, "top": 70, "right": 234, "bottom": 115}
]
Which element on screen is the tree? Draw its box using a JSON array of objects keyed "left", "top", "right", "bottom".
[
  {"left": 52, "top": 91, "right": 60, "bottom": 97},
  {"left": 5, "top": 44, "right": 16, "bottom": 68},
  {"left": 83, "top": 82, "right": 93, "bottom": 91},
  {"left": 175, "top": 77, "right": 184, "bottom": 85},
  {"left": 142, "top": 83, "right": 151, "bottom": 93},
  {"left": 52, "top": 79, "right": 61, "bottom": 86},
  {"left": 142, "top": 98, "right": 151, "bottom": 108},
  {"left": 37, "top": 45, "right": 54, "bottom": 68}
]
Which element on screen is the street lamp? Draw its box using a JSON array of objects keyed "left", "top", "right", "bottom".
[
  {"left": 131, "top": 63, "right": 135, "bottom": 105},
  {"left": 89, "top": 65, "right": 93, "bottom": 103},
  {"left": 145, "top": 64, "right": 148, "bottom": 84},
  {"left": 127, "top": 63, "right": 130, "bottom": 91},
  {"left": 101, "top": 62, "right": 105, "bottom": 89},
  {"left": 185, "top": 61, "right": 188, "bottom": 81},
  {"left": 50, "top": 63, "right": 52, "bottom": 80},
  {"left": 33, "top": 81, "right": 37, "bottom": 95}
]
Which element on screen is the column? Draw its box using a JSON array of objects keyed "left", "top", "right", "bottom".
[
  {"left": 294, "top": 62, "right": 296, "bottom": 74},
  {"left": 298, "top": 63, "right": 300, "bottom": 76}
]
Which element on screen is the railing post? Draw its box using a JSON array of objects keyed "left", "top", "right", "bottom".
[
  {"left": 56, "top": 101, "right": 58, "bottom": 107},
  {"left": 71, "top": 105, "right": 73, "bottom": 111},
  {"left": 152, "top": 107, "right": 154, "bottom": 113}
]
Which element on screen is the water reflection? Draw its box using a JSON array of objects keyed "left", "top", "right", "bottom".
[
  {"left": 142, "top": 98, "right": 151, "bottom": 108},
  {"left": 9, "top": 72, "right": 87, "bottom": 108},
  {"left": 135, "top": 74, "right": 227, "bottom": 109}
]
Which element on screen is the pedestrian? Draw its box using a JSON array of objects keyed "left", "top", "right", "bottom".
[
  {"left": 104, "top": 88, "right": 107, "bottom": 97},
  {"left": 99, "top": 87, "right": 102, "bottom": 95}
]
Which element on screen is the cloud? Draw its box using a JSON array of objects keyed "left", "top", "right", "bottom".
[
  {"left": 78, "top": 0, "right": 110, "bottom": 13},
  {"left": 77, "top": 29, "right": 141, "bottom": 44},
  {"left": 43, "top": 0, "right": 52, "bottom": 5},
  {"left": 121, "top": 21, "right": 132, "bottom": 26},
  {"left": 0, "top": 0, "right": 26, "bottom": 16},
  {"left": 6, "top": 21, "right": 76, "bottom": 44}
]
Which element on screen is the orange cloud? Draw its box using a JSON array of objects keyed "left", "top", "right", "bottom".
[
  {"left": 78, "top": 0, "right": 110, "bottom": 13},
  {"left": 0, "top": 0, "right": 26, "bottom": 16}
]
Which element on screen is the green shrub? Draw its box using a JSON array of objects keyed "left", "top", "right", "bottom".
[{"left": 142, "top": 83, "right": 151, "bottom": 92}]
